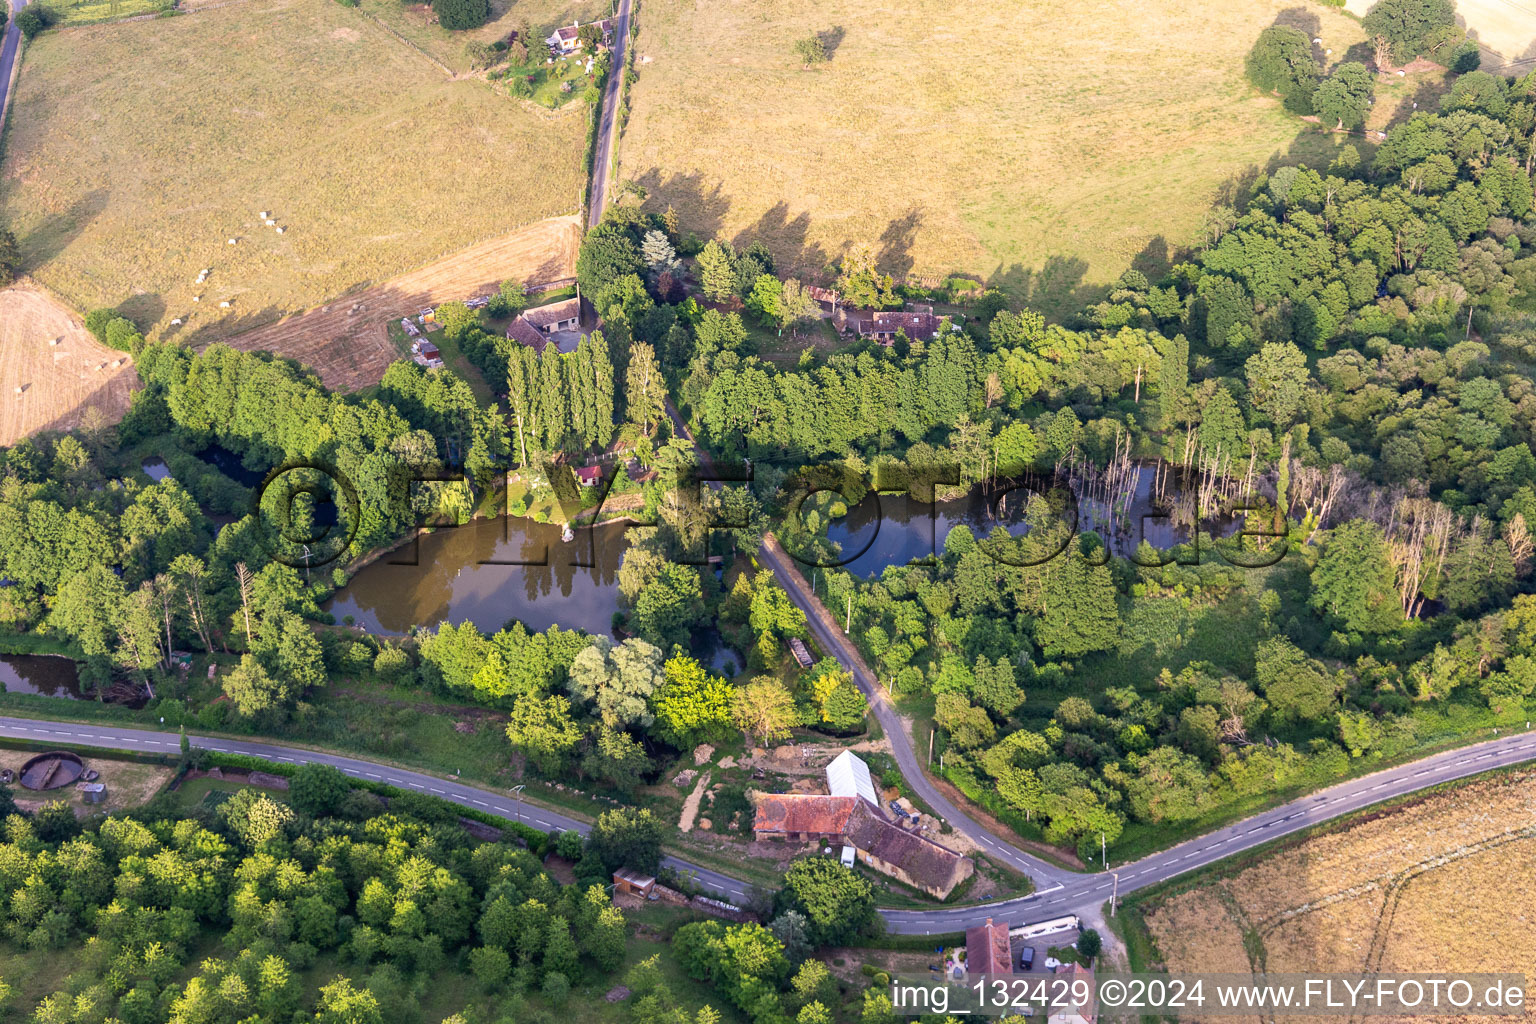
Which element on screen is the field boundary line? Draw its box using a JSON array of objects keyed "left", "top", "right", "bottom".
[{"left": 356, "top": 9, "right": 453, "bottom": 78}]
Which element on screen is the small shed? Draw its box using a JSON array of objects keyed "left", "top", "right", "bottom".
[
  {"left": 787, "top": 637, "right": 814, "bottom": 669},
  {"left": 574, "top": 465, "right": 602, "bottom": 487},
  {"left": 612, "top": 868, "right": 656, "bottom": 898},
  {"left": 79, "top": 782, "right": 107, "bottom": 804},
  {"left": 839, "top": 845, "right": 856, "bottom": 868}
]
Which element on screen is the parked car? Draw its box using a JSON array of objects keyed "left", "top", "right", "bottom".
[{"left": 1019, "top": 946, "right": 1035, "bottom": 970}]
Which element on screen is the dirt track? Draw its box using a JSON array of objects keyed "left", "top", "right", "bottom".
[
  {"left": 223, "top": 214, "right": 583, "bottom": 392},
  {"left": 0, "top": 283, "right": 137, "bottom": 445}
]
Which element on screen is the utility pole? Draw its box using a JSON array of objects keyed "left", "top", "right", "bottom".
[
  {"left": 928, "top": 728, "right": 935, "bottom": 768},
  {"left": 1111, "top": 870, "right": 1120, "bottom": 917},
  {"left": 844, "top": 593, "right": 852, "bottom": 633},
  {"left": 1101, "top": 832, "right": 1107, "bottom": 868},
  {"left": 511, "top": 784, "right": 525, "bottom": 824}
]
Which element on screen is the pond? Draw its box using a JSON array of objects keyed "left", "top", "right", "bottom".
[
  {"left": 194, "top": 443, "right": 267, "bottom": 488},
  {"left": 0, "top": 654, "right": 86, "bottom": 700},
  {"left": 141, "top": 457, "right": 172, "bottom": 482},
  {"left": 327, "top": 515, "right": 632, "bottom": 636},
  {"left": 814, "top": 462, "right": 1245, "bottom": 578}
]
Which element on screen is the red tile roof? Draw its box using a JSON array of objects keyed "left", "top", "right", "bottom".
[
  {"left": 843, "top": 800, "right": 969, "bottom": 893},
  {"left": 753, "top": 795, "right": 856, "bottom": 836},
  {"left": 966, "top": 918, "right": 1012, "bottom": 975},
  {"left": 507, "top": 316, "right": 549, "bottom": 352},
  {"left": 522, "top": 297, "right": 581, "bottom": 329}
]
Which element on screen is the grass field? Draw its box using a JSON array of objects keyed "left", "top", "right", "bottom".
[
  {"left": 0, "top": 283, "right": 137, "bottom": 445},
  {"left": 0, "top": 0, "right": 587, "bottom": 360},
  {"left": 1132, "top": 769, "right": 1536, "bottom": 1012},
  {"left": 619, "top": 0, "right": 1366, "bottom": 314}
]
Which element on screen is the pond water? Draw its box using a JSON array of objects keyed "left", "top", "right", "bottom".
[
  {"left": 816, "top": 463, "right": 1245, "bottom": 578},
  {"left": 194, "top": 443, "right": 267, "bottom": 488},
  {"left": 141, "top": 457, "right": 171, "bottom": 482},
  {"left": 0, "top": 654, "right": 85, "bottom": 700},
  {"left": 327, "top": 516, "right": 632, "bottom": 636}
]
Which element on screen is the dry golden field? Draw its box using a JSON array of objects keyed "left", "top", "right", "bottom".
[
  {"left": 1344, "top": 0, "right": 1536, "bottom": 66},
  {"left": 356, "top": 0, "right": 611, "bottom": 73},
  {"left": 0, "top": 0, "right": 587, "bottom": 350},
  {"left": 1141, "top": 770, "right": 1536, "bottom": 1024},
  {"left": 0, "top": 284, "right": 137, "bottom": 446},
  {"left": 618, "top": 0, "right": 1366, "bottom": 312}
]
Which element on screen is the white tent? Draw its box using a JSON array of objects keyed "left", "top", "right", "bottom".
[{"left": 826, "top": 750, "right": 878, "bottom": 807}]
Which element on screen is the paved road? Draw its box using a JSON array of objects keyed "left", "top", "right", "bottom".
[
  {"left": 0, "top": 0, "right": 26, "bottom": 132},
  {"left": 586, "top": 0, "right": 632, "bottom": 227},
  {"left": 3, "top": 716, "right": 1536, "bottom": 931}
]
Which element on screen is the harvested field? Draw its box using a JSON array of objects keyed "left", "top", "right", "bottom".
[
  {"left": 0, "top": 0, "right": 586, "bottom": 350},
  {"left": 224, "top": 214, "right": 581, "bottom": 391},
  {"left": 619, "top": 0, "right": 1366, "bottom": 315},
  {"left": 0, "top": 283, "right": 137, "bottom": 445},
  {"left": 1141, "top": 770, "right": 1536, "bottom": 1023}
]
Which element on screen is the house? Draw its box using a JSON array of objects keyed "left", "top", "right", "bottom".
[
  {"left": 841, "top": 799, "right": 972, "bottom": 898},
  {"left": 506, "top": 298, "right": 582, "bottom": 354},
  {"left": 546, "top": 18, "right": 614, "bottom": 54},
  {"left": 753, "top": 752, "right": 973, "bottom": 899},
  {"left": 751, "top": 794, "right": 856, "bottom": 842},
  {"left": 787, "top": 636, "right": 814, "bottom": 669},
  {"left": 612, "top": 868, "right": 655, "bottom": 898},
  {"left": 574, "top": 465, "right": 602, "bottom": 487},
  {"left": 807, "top": 285, "right": 840, "bottom": 311},
  {"left": 835, "top": 305, "right": 942, "bottom": 345},
  {"left": 826, "top": 750, "right": 879, "bottom": 807},
  {"left": 1048, "top": 964, "right": 1097, "bottom": 1024},
  {"left": 965, "top": 918, "right": 1012, "bottom": 977}
]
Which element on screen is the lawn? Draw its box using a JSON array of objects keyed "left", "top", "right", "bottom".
[
  {"left": 619, "top": 0, "right": 1367, "bottom": 315},
  {"left": 0, "top": 0, "right": 588, "bottom": 343}
]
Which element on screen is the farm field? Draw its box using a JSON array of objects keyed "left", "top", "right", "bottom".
[
  {"left": 356, "top": 0, "right": 611, "bottom": 73},
  {"left": 224, "top": 213, "right": 580, "bottom": 391},
  {"left": 619, "top": 0, "right": 1366, "bottom": 314},
  {"left": 0, "top": 284, "right": 137, "bottom": 445},
  {"left": 1136, "top": 769, "right": 1536, "bottom": 1021},
  {"left": 0, "top": 0, "right": 587, "bottom": 356}
]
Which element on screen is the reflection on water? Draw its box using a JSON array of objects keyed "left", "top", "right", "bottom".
[
  {"left": 821, "top": 464, "right": 1243, "bottom": 578},
  {"left": 0, "top": 654, "right": 85, "bottom": 699},
  {"left": 327, "top": 516, "right": 632, "bottom": 636},
  {"left": 141, "top": 457, "right": 171, "bottom": 482}
]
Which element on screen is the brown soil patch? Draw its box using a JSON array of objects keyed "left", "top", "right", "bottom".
[
  {"left": 221, "top": 213, "right": 581, "bottom": 391},
  {"left": 678, "top": 770, "right": 711, "bottom": 832},
  {"left": 0, "top": 283, "right": 137, "bottom": 445}
]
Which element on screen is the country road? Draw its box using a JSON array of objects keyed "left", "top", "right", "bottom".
[
  {"left": 586, "top": 0, "right": 632, "bottom": 227},
  {"left": 0, "top": 0, "right": 27, "bottom": 133},
  {"left": 3, "top": 715, "right": 1536, "bottom": 933}
]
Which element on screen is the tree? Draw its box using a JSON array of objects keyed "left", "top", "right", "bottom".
[
  {"left": 626, "top": 342, "right": 667, "bottom": 435},
  {"left": 223, "top": 654, "right": 290, "bottom": 721},
  {"left": 0, "top": 228, "right": 18, "bottom": 287},
  {"left": 835, "top": 244, "right": 897, "bottom": 309},
  {"left": 731, "top": 678, "right": 796, "bottom": 745},
  {"left": 568, "top": 638, "right": 664, "bottom": 728},
  {"left": 581, "top": 727, "right": 653, "bottom": 793},
  {"left": 1311, "top": 520, "right": 1402, "bottom": 633},
  {"left": 1037, "top": 558, "right": 1121, "bottom": 659},
  {"left": 696, "top": 241, "right": 738, "bottom": 301},
  {"left": 433, "top": 0, "right": 491, "bottom": 31},
  {"left": 1362, "top": 0, "right": 1456, "bottom": 64},
  {"left": 506, "top": 693, "right": 584, "bottom": 772},
  {"left": 290, "top": 762, "right": 351, "bottom": 817},
  {"left": 653, "top": 655, "right": 734, "bottom": 747},
  {"left": 588, "top": 807, "right": 665, "bottom": 873},
  {"left": 1313, "top": 62, "right": 1375, "bottom": 130},
  {"left": 434, "top": 300, "right": 478, "bottom": 339},
  {"left": 577, "top": 222, "right": 643, "bottom": 295},
  {"left": 779, "top": 859, "right": 878, "bottom": 947},
  {"left": 642, "top": 230, "right": 679, "bottom": 274},
  {"left": 1244, "top": 342, "right": 1310, "bottom": 425},
  {"left": 1245, "top": 26, "right": 1320, "bottom": 111},
  {"left": 1256, "top": 636, "right": 1337, "bottom": 722},
  {"left": 793, "top": 35, "right": 827, "bottom": 67},
  {"left": 1077, "top": 928, "right": 1102, "bottom": 962}
]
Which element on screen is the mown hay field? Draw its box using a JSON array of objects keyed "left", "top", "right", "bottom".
[
  {"left": 1140, "top": 770, "right": 1536, "bottom": 1024},
  {"left": 619, "top": 0, "right": 1366, "bottom": 312},
  {"left": 0, "top": 0, "right": 587, "bottom": 347}
]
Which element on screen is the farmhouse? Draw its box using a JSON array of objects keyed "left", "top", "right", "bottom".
[
  {"left": 835, "top": 305, "right": 943, "bottom": 344},
  {"left": 752, "top": 751, "right": 973, "bottom": 898},
  {"left": 547, "top": 19, "right": 615, "bottom": 54},
  {"left": 506, "top": 297, "right": 583, "bottom": 354},
  {"left": 965, "top": 917, "right": 1012, "bottom": 977},
  {"left": 1048, "top": 964, "right": 1097, "bottom": 1024}
]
